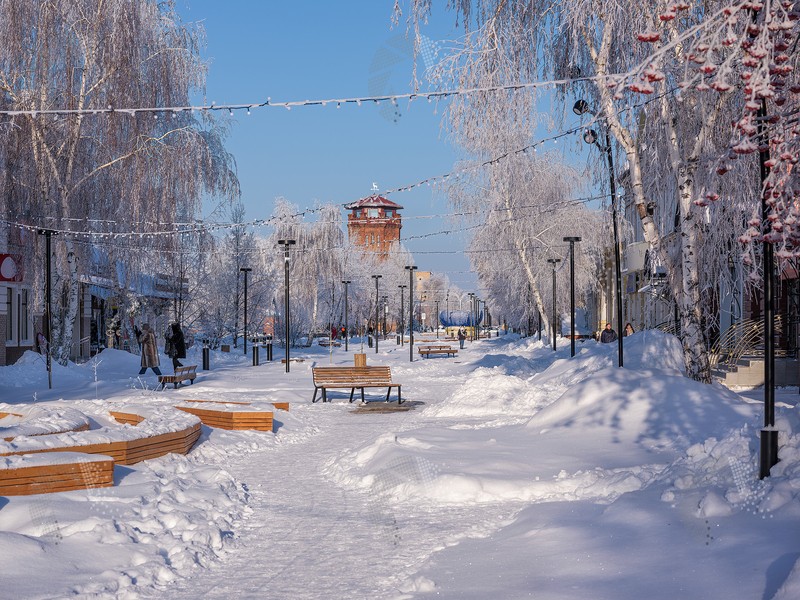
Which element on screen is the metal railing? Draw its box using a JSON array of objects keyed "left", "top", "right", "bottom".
[{"left": 709, "top": 315, "right": 785, "bottom": 368}]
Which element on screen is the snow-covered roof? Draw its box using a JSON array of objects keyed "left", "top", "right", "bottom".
[{"left": 343, "top": 195, "right": 404, "bottom": 210}]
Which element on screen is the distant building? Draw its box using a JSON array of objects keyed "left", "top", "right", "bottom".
[{"left": 344, "top": 195, "right": 403, "bottom": 259}]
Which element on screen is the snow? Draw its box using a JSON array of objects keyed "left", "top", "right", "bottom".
[{"left": 0, "top": 333, "right": 798, "bottom": 599}]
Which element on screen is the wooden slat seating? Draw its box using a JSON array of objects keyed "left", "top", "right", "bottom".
[
  {"left": 1, "top": 406, "right": 92, "bottom": 441},
  {"left": 0, "top": 408, "right": 201, "bottom": 466},
  {"left": 158, "top": 365, "right": 198, "bottom": 389},
  {"left": 417, "top": 344, "right": 458, "bottom": 358},
  {"left": 184, "top": 398, "right": 291, "bottom": 411},
  {"left": 311, "top": 366, "right": 402, "bottom": 404},
  {"left": 0, "top": 452, "right": 114, "bottom": 496},
  {"left": 176, "top": 403, "right": 273, "bottom": 432}
]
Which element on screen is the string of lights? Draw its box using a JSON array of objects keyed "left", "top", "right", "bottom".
[{"left": 0, "top": 75, "right": 607, "bottom": 119}]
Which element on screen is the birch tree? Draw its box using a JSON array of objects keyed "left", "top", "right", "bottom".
[
  {"left": 401, "top": 0, "right": 758, "bottom": 381},
  {"left": 0, "top": 0, "right": 238, "bottom": 363}
]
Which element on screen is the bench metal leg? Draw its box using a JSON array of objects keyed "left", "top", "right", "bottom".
[
  {"left": 312, "top": 387, "right": 319, "bottom": 403},
  {"left": 385, "top": 387, "right": 391, "bottom": 402},
  {"left": 361, "top": 387, "right": 365, "bottom": 403},
  {"left": 322, "top": 388, "right": 328, "bottom": 403},
  {"left": 398, "top": 386, "right": 402, "bottom": 404},
  {"left": 349, "top": 388, "right": 355, "bottom": 403}
]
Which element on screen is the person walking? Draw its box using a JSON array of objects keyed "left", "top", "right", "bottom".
[
  {"left": 458, "top": 327, "right": 466, "bottom": 349},
  {"left": 624, "top": 322, "right": 635, "bottom": 337},
  {"left": 165, "top": 322, "right": 186, "bottom": 371},
  {"left": 599, "top": 323, "right": 618, "bottom": 344},
  {"left": 137, "top": 323, "right": 162, "bottom": 376}
]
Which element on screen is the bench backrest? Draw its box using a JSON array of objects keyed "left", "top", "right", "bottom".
[
  {"left": 176, "top": 366, "right": 196, "bottom": 375},
  {"left": 313, "top": 366, "right": 392, "bottom": 385}
]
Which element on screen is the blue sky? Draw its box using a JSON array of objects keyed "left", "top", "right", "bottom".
[{"left": 176, "top": 1, "right": 484, "bottom": 289}]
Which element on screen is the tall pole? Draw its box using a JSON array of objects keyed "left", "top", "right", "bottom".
[
  {"left": 38, "top": 229, "right": 54, "bottom": 389},
  {"left": 574, "top": 101, "right": 623, "bottom": 367},
  {"left": 372, "top": 275, "right": 382, "bottom": 354},
  {"left": 563, "top": 237, "right": 581, "bottom": 357},
  {"left": 278, "top": 240, "right": 296, "bottom": 372},
  {"left": 548, "top": 258, "right": 561, "bottom": 351},
  {"left": 435, "top": 300, "right": 440, "bottom": 339},
  {"left": 758, "top": 98, "right": 778, "bottom": 478},
  {"left": 468, "top": 293, "right": 474, "bottom": 341},
  {"left": 405, "top": 265, "right": 417, "bottom": 361},
  {"left": 240, "top": 268, "right": 252, "bottom": 355},
  {"left": 342, "top": 280, "right": 351, "bottom": 352},
  {"left": 604, "top": 130, "right": 624, "bottom": 368},
  {"left": 399, "top": 285, "right": 406, "bottom": 346},
  {"left": 382, "top": 295, "right": 388, "bottom": 341}
]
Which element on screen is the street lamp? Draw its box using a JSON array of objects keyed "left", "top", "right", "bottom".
[
  {"left": 398, "top": 285, "right": 406, "bottom": 346},
  {"left": 563, "top": 237, "right": 582, "bottom": 357},
  {"left": 405, "top": 265, "right": 418, "bottom": 361},
  {"left": 467, "top": 293, "right": 474, "bottom": 341},
  {"left": 277, "top": 239, "right": 296, "bottom": 372},
  {"left": 435, "top": 299, "right": 440, "bottom": 339},
  {"left": 342, "top": 280, "right": 351, "bottom": 352},
  {"left": 240, "top": 267, "right": 252, "bottom": 356},
  {"left": 371, "top": 275, "right": 382, "bottom": 354},
  {"left": 382, "top": 295, "right": 388, "bottom": 340},
  {"left": 547, "top": 258, "right": 561, "bottom": 352},
  {"left": 574, "top": 99, "right": 623, "bottom": 368},
  {"left": 37, "top": 229, "right": 56, "bottom": 389}
]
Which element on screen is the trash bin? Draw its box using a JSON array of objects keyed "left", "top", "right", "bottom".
[{"left": 368, "top": 336, "right": 373, "bottom": 348}]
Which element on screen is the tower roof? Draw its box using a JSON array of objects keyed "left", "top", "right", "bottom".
[{"left": 344, "top": 195, "right": 404, "bottom": 210}]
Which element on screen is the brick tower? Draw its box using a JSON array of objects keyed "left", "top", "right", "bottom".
[{"left": 344, "top": 194, "right": 403, "bottom": 259}]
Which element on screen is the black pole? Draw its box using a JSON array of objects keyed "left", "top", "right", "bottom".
[
  {"left": 399, "top": 285, "right": 406, "bottom": 346},
  {"left": 278, "top": 240, "right": 295, "bottom": 372},
  {"left": 342, "top": 280, "right": 351, "bottom": 352},
  {"left": 604, "top": 130, "right": 624, "bottom": 368},
  {"left": 435, "top": 300, "right": 439, "bottom": 339},
  {"left": 564, "top": 237, "right": 581, "bottom": 357},
  {"left": 757, "top": 98, "right": 779, "bottom": 478},
  {"left": 382, "top": 295, "right": 388, "bottom": 342},
  {"left": 38, "top": 229, "right": 54, "bottom": 389},
  {"left": 406, "top": 266, "right": 417, "bottom": 361},
  {"left": 202, "top": 339, "right": 210, "bottom": 370},
  {"left": 240, "top": 268, "right": 251, "bottom": 356},
  {"left": 548, "top": 258, "right": 561, "bottom": 351},
  {"left": 372, "top": 275, "right": 381, "bottom": 354}
]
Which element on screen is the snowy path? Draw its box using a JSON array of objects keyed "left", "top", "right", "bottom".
[{"left": 156, "top": 402, "right": 513, "bottom": 599}]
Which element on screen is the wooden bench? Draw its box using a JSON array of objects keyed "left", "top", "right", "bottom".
[
  {"left": 158, "top": 365, "right": 197, "bottom": 389},
  {"left": 176, "top": 402, "right": 274, "bottom": 432},
  {"left": 311, "top": 366, "right": 402, "bottom": 404},
  {"left": 418, "top": 345, "right": 458, "bottom": 358}
]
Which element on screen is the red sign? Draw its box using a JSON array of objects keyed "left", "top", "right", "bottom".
[{"left": 0, "top": 254, "right": 23, "bottom": 282}]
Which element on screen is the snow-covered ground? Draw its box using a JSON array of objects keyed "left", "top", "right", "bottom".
[{"left": 1, "top": 331, "right": 798, "bottom": 599}]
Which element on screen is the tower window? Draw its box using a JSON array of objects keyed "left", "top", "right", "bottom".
[{"left": 368, "top": 209, "right": 379, "bottom": 218}]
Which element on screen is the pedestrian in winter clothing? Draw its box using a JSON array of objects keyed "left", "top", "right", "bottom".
[
  {"left": 138, "top": 324, "right": 162, "bottom": 376},
  {"left": 599, "top": 323, "right": 617, "bottom": 344},
  {"left": 624, "top": 323, "right": 635, "bottom": 337},
  {"left": 165, "top": 322, "right": 186, "bottom": 371},
  {"left": 457, "top": 327, "right": 466, "bottom": 349}
]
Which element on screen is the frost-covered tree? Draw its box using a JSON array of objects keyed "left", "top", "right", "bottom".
[
  {"left": 0, "top": 0, "right": 238, "bottom": 363},
  {"left": 400, "top": 0, "right": 767, "bottom": 381}
]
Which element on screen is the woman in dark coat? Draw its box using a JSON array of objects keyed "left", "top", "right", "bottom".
[
  {"left": 165, "top": 322, "right": 186, "bottom": 371},
  {"left": 138, "top": 324, "right": 162, "bottom": 376}
]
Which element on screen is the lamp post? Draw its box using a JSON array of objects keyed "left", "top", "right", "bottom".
[
  {"left": 574, "top": 99, "right": 623, "bottom": 368},
  {"left": 467, "top": 293, "right": 474, "bottom": 341},
  {"left": 435, "top": 300, "right": 440, "bottom": 339},
  {"left": 398, "top": 285, "right": 406, "bottom": 346},
  {"left": 563, "top": 237, "right": 582, "bottom": 357},
  {"left": 240, "top": 267, "right": 252, "bottom": 356},
  {"left": 382, "top": 295, "right": 388, "bottom": 340},
  {"left": 371, "top": 275, "right": 382, "bottom": 354},
  {"left": 342, "top": 280, "right": 351, "bottom": 352},
  {"left": 277, "top": 239, "right": 296, "bottom": 372},
  {"left": 547, "top": 258, "right": 561, "bottom": 352},
  {"left": 405, "top": 265, "right": 418, "bottom": 361},
  {"left": 37, "top": 229, "right": 55, "bottom": 389},
  {"left": 756, "top": 98, "right": 778, "bottom": 478}
]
